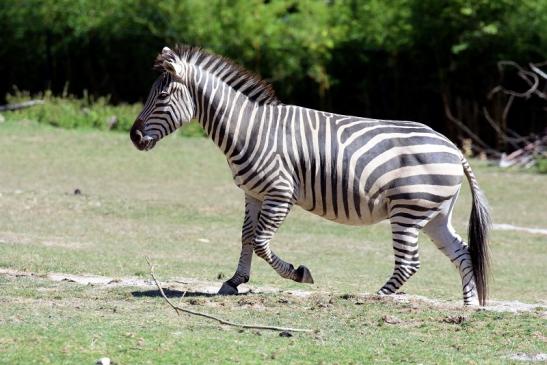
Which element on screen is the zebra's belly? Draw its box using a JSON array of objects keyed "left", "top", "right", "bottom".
[{"left": 295, "top": 195, "right": 388, "bottom": 226}]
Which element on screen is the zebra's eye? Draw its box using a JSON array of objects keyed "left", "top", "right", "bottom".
[{"left": 159, "top": 91, "right": 169, "bottom": 98}]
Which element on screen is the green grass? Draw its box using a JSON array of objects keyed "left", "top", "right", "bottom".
[{"left": 0, "top": 119, "right": 545, "bottom": 364}]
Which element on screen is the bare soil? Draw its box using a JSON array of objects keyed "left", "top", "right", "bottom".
[{"left": 1, "top": 268, "right": 544, "bottom": 315}]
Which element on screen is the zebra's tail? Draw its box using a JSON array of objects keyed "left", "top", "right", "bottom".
[{"left": 462, "top": 157, "right": 491, "bottom": 306}]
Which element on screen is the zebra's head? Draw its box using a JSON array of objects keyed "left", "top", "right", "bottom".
[{"left": 130, "top": 47, "right": 195, "bottom": 151}]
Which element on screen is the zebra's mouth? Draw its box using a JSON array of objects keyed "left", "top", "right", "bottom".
[
  {"left": 132, "top": 130, "right": 158, "bottom": 151},
  {"left": 140, "top": 134, "right": 157, "bottom": 151},
  {"left": 130, "top": 120, "right": 158, "bottom": 151}
]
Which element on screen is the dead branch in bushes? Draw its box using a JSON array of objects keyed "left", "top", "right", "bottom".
[
  {"left": 145, "top": 257, "right": 312, "bottom": 333},
  {"left": 499, "top": 135, "right": 547, "bottom": 168},
  {"left": 485, "top": 60, "right": 547, "bottom": 167},
  {"left": 443, "top": 60, "right": 546, "bottom": 167},
  {"left": 0, "top": 99, "right": 45, "bottom": 111}
]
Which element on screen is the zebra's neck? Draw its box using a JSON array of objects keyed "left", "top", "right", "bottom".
[{"left": 189, "top": 67, "right": 266, "bottom": 159}]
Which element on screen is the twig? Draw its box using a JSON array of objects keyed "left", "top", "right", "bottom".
[
  {"left": 530, "top": 62, "right": 547, "bottom": 81},
  {"left": 482, "top": 107, "right": 530, "bottom": 148},
  {"left": 0, "top": 99, "right": 45, "bottom": 112},
  {"left": 493, "top": 61, "right": 546, "bottom": 99},
  {"left": 145, "top": 257, "right": 312, "bottom": 333}
]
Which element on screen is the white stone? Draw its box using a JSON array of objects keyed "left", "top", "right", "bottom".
[
  {"left": 508, "top": 353, "right": 547, "bottom": 362},
  {"left": 96, "top": 357, "right": 111, "bottom": 365}
]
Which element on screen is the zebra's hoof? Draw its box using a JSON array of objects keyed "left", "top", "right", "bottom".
[
  {"left": 463, "top": 299, "right": 480, "bottom": 307},
  {"left": 218, "top": 281, "right": 238, "bottom": 295},
  {"left": 295, "top": 265, "right": 314, "bottom": 284}
]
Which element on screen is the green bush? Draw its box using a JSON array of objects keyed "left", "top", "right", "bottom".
[
  {"left": 1, "top": 89, "right": 206, "bottom": 137},
  {"left": 180, "top": 121, "right": 207, "bottom": 138},
  {"left": 536, "top": 157, "right": 547, "bottom": 174},
  {"left": 4, "top": 89, "right": 140, "bottom": 131}
]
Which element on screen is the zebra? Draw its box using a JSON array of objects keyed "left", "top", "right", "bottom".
[{"left": 130, "top": 45, "right": 491, "bottom": 306}]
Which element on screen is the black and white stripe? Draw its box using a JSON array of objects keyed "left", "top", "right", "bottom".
[{"left": 131, "top": 45, "right": 490, "bottom": 306}]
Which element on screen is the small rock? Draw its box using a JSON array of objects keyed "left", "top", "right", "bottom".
[
  {"left": 198, "top": 238, "right": 210, "bottom": 243},
  {"left": 74, "top": 188, "right": 81, "bottom": 195},
  {"left": 382, "top": 315, "right": 402, "bottom": 324},
  {"left": 106, "top": 116, "right": 118, "bottom": 130},
  {"left": 96, "top": 357, "right": 111, "bottom": 365},
  {"left": 279, "top": 331, "right": 293, "bottom": 337}
]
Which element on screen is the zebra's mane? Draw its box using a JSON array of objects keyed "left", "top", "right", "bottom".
[{"left": 155, "top": 45, "right": 281, "bottom": 106}]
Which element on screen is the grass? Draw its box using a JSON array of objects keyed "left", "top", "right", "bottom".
[{"left": 0, "top": 119, "right": 546, "bottom": 364}]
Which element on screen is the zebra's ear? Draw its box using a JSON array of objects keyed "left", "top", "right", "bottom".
[
  {"left": 160, "top": 46, "right": 184, "bottom": 78},
  {"left": 163, "top": 60, "right": 184, "bottom": 78}
]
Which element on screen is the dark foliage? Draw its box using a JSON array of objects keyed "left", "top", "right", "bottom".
[{"left": 1, "top": 0, "right": 545, "bottom": 148}]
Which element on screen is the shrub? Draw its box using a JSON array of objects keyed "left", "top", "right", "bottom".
[
  {"left": 3, "top": 89, "right": 140, "bottom": 131},
  {"left": 1, "top": 89, "right": 206, "bottom": 137},
  {"left": 536, "top": 157, "right": 547, "bottom": 174}
]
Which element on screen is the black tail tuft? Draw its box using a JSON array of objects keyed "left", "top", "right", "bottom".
[{"left": 464, "top": 162, "right": 491, "bottom": 306}]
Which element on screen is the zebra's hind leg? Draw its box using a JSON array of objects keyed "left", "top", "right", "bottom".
[
  {"left": 423, "top": 206, "right": 479, "bottom": 306},
  {"left": 252, "top": 194, "right": 314, "bottom": 284},
  {"left": 218, "top": 195, "right": 261, "bottom": 295},
  {"left": 377, "top": 221, "right": 421, "bottom": 296}
]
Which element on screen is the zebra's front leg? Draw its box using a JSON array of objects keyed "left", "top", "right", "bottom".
[
  {"left": 218, "top": 195, "right": 261, "bottom": 295},
  {"left": 378, "top": 222, "right": 421, "bottom": 295},
  {"left": 253, "top": 195, "right": 314, "bottom": 284}
]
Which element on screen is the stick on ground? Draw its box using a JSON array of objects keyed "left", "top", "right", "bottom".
[{"left": 145, "top": 257, "right": 312, "bottom": 333}]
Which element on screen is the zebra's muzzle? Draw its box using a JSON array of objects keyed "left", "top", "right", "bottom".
[{"left": 130, "top": 120, "right": 157, "bottom": 151}]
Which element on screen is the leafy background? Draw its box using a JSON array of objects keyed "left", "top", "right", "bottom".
[{"left": 1, "top": 0, "right": 546, "bottom": 147}]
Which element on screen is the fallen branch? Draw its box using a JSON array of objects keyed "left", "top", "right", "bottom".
[
  {"left": 0, "top": 99, "right": 45, "bottom": 112},
  {"left": 145, "top": 257, "right": 312, "bottom": 333}
]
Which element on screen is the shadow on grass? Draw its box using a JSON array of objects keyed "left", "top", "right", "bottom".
[
  {"left": 131, "top": 288, "right": 215, "bottom": 298},
  {"left": 131, "top": 288, "right": 247, "bottom": 298}
]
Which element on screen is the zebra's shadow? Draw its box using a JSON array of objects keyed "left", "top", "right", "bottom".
[
  {"left": 131, "top": 288, "right": 248, "bottom": 298},
  {"left": 131, "top": 288, "right": 213, "bottom": 298}
]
